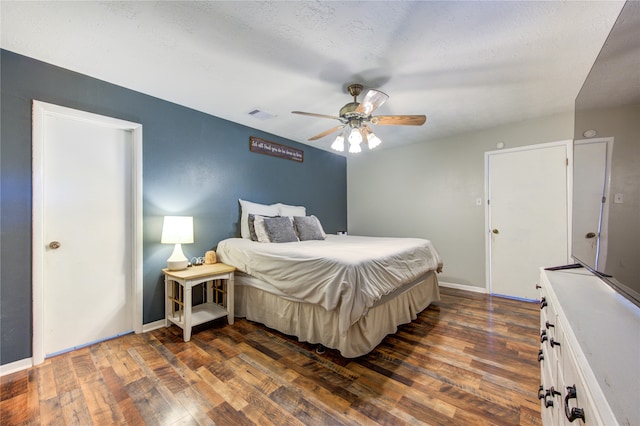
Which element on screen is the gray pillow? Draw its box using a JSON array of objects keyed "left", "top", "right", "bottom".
[
  {"left": 248, "top": 214, "right": 276, "bottom": 241},
  {"left": 263, "top": 216, "right": 299, "bottom": 243},
  {"left": 294, "top": 216, "right": 325, "bottom": 241}
]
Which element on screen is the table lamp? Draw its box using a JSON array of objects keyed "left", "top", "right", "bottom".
[{"left": 161, "top": 216, "right": 194, "bottom": 270}]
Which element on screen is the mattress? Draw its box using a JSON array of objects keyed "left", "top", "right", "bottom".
[{"left": 217, "top": 235, "right": 443, "bottom": 336}]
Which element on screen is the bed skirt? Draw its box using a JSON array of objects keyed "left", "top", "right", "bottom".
[{"left": 234, "top": 272, "right": 440, "bottom": 358}]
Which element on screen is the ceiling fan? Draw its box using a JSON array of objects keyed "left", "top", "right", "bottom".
[{"left": 292, "top": 83, "right": 426, "bottom": 153}]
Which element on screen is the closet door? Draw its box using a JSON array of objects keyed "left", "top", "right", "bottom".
[{"left": 486, "top": 142, "right": 569, "bottom": 300}]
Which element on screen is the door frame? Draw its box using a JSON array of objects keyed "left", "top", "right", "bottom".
[
  {"left": 484, "top": 140, "right": 573, "bottom": 294},
  {"left": 32, "top": 100, "right": 143, "bottom": 365}
]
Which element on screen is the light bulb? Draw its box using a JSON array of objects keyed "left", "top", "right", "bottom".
[
  {"left": 367, "top": 132, "right": 381, "bottom": 149},
  {"left": 331, "top": 135, "right": 345, "bottom": 152},
  {"left": 348, "top": 127, "right": 362, "bottom": 144},
  {"left": 349, "top": 139, "right": 362, "bottom": 153}
]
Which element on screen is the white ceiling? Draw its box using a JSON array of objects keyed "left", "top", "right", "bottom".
[{"left": 0, "top": 1, "right": 626, "bottom": 154}]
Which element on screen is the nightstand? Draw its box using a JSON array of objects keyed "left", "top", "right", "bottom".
[{"left": 162, "top": 262, "right": 235, "bottom": 342}]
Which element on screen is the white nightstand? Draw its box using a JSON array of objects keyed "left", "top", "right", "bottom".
[{"left": 162, "top": 262, "right": 235, "bottom": 342}]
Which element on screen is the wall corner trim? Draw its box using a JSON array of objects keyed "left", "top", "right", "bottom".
[
  {"left": 142, "top": 319, "right": 168, "bottom": 333},
  {"left": 0, "top": 358, "right": 33, "bottom": 376}
]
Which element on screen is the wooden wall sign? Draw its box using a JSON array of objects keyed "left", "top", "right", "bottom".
[{"left": 250, "top": 136, "right": 303, "bottom": 163}]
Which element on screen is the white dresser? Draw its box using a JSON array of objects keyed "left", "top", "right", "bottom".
[{"left": 538, "top": 268, "right": 640, "bottom": 425}]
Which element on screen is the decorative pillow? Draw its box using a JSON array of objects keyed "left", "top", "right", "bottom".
[
  {"left": 248, "top": 214, "right": 276, "bottom": 241},
  {"left": 277, "top": 203, "right": 306, "bottom": 217},
  {"left": 310, "top": 215, "right": 327, "bottom": 238},
  {"left": 252, "top": 215, "right": 271, "bottom": 243},
  {"left": 263, "top": 216, "right": 299, "bottom": 243},
  {"left": 239, "top": 199, "right": 279, "bottom": 239},
  {"left": 294, "top": 216, "right": 325, "bottom": 241}
]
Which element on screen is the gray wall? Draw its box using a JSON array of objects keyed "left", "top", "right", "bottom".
[
  {"left": 0, "top": 49, "right": 347, "bottom": 365},
  {"left": 347, "top": 112, "right": 573, "bottom": 289}
]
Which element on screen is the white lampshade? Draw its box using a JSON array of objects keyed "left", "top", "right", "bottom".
[
  {"left": 348, "top": 127, "right": 362, "bottom": 144},
  {"left": 331, "top": 134, "right": 345, "bottom": 152},
  {"left": 161, "top": 216, "right": 193, "bottom": 270},
  {"left": 367, "top": 132, "right": 382, "bottom": 149}
]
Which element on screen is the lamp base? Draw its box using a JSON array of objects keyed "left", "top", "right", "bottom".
[
  {"left": 166, "top": 243, "right": 189, "bottom": 270},
  {"left": 167, "top": 259, "right": 189, "bottom": 270}
]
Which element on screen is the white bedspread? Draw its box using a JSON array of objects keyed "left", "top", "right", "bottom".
[{"left": 216, "top": 235, "right": 443, "bottom": 336}]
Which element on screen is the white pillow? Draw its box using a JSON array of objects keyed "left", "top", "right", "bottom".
[
  {"left": 277, "top": 203, "right": 306, "bottom": 217},
  {"left": 239, "top": 199, "right": 279, "bottom": 239}
]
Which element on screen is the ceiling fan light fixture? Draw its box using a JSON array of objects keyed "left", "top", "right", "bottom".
[
  {"left": 292, "top": 83, "right": 426, "bottom": 153},
  {"left": 331, "top": 134, "right": 345, "bottom": 152},
  {"left": 367, "top": 132, "right": 381, "bottom": 149},
  {"left": 348, "top": 127, "right": 362, "bottom": 144}
]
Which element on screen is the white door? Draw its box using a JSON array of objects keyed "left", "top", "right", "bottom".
[
  {"left": 486, "top": 142, "right": 570, "bottom": 300},
  {"left": 32, "top": 101, "right": 143, "bottom": 362}
]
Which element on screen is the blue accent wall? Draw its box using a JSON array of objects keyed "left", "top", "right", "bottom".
[{"left": 0, "top": 49, "right": 347, "bottom": 365}]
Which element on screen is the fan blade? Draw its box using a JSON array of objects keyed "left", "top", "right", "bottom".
[
  {"left": 355, "top": 89, "right": 389, "bottom": 115},
  {"left": 308, "top": 125, "right": 345, "bottom": 141},
  {"left": 372, "top": 115, "right": 426, "bottom": 126},
  {"left": 292, "top": 111, "right": 341, "bottom": 120}
]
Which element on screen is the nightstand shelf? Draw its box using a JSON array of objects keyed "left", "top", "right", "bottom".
[
  {"left": 162, "top": 262, "right": 235, "bottom": 342},
  {"left": 167, "top": 302, "right": 229, "bottom": 327}
]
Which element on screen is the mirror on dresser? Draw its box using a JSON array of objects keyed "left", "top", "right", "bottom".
[{"left": 573, "top": 1, "right": 640, "bottom": 307}]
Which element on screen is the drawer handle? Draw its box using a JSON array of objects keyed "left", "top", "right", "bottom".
[
  {"left": 545, "top": 320, "right": 555, "bottom": 329},
  {"left": 540, "top": 297, "right": 547, "bottom": 309},
  {"left": 538, "top": 385, "right": 545, "bottom": 400},
  {"left": 544, "top": 387, "right": 561, "bottom": 408},
  {"left": 564, "top": 385, "right": 586, "bottom": 423},
  {"left": 536, "top": 284, "right": 541, "bottom": 289},
  {"left": 544, "top": 393, "right": 554, "bottom": 408},
  {"left": 538, "top": 349, "right": 544, "bottom": 362},
  {"left": 540, "top": 330, "right": 548, "bottom": 343},
  {"left": 550, "top": 338, "right": 561, "bottom": 348}
]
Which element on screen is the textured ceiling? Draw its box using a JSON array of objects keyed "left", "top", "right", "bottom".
[{"left": 0, "top": 1, "right": 626, "bottom": 154}]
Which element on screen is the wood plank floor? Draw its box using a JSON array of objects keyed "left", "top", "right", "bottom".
[{"left": 1, "top": 287, "right": 542, "bottom": 425}]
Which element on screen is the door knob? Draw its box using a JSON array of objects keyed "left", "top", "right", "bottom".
[
  {"left": 49, "top": 241, "right": 61, "bottom": 249},
  {"left": 585, "top": 232, "right": 596, "bottom": 239},
  {"left": 492, "top": 229, "right": 499, "bottom": 234}
]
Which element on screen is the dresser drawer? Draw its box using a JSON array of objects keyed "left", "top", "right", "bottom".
[
  {"left": 538, "top": 268, "right": 632, "bottom": 426},
  {"left": 559, "top": 342, "right": 595, "bottom": 425},
  {"left": 539, "top": 353, "right": 563, "bottom": 425}
]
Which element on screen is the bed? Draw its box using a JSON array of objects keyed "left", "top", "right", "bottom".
[{"left": 215, "top": 200, "right": 443, "bottom": 358}]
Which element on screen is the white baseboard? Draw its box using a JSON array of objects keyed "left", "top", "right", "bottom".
[
  {"left": 1, "top": 321, "right": 166, "bottom": 377},
  {"left": 142, "top": 319, "right": 167, "bottom": 333},
  {"left": 439, "top": 281, "right": 487, "bottom": 294},
  {"left": 0, "top": 357, "right": 33, "bottom": 376}
]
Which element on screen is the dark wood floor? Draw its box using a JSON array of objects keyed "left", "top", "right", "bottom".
[{"left": 1, "top": 287, "right": 542, "bottom": 425}]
